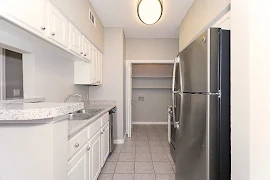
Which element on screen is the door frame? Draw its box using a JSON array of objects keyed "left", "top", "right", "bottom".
[
  {"left": 0, "top": 48, "right": 6, "bottom": 101},
  {"left": 125, "top": 60, "right": 174, "bottom": 137}
]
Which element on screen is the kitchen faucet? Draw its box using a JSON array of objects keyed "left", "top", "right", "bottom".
[{"left": 64, "top": 94, "right": 83, "bottom": 102}]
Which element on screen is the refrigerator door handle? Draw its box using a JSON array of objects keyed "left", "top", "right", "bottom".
[
  {"left": 178, "top": 55, "right": 183, "bottom": 93},
  {"left": 172, "top": 92, "right": 180, "bottom": 129},
  {"left": 172, "top": 57, "right": 177, "bottom": 92}
]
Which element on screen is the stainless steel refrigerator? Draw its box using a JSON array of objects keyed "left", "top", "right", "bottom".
[{"left": 172, "top": 28, "right": 231, "bottom": 180}]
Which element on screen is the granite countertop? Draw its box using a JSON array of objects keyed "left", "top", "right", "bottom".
[
  {"left": 68, "top": 104, "right": 116, "bottom": 140},
  {"left": 0, "top": 97, "right": 45, "bottom": 103},
  {"left": 0, "top": 102, "right": 84, "bottom": 121}
]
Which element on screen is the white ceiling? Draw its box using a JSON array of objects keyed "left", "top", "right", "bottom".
[{"left": 90, "top": 0, "right": 194, "bottom": 38}]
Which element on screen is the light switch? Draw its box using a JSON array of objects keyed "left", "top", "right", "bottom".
[{"left": 13, "top": 89, "right": 20, "bottom": 97}]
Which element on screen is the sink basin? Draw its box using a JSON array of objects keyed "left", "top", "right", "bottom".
[
  {"left": 69, "top": 113, "right": 91, "bottom": 120},
  {"left": 77, "top": 109, "right": 104, "bottom": 114},
  {"left": 69, "top": 109, "right": 105, "bottom": 120}
]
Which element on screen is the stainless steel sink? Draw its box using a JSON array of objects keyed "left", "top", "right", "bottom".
[
  {"left": 69, "top": 113, "right": 91, "bottom": 120},
  {"left": 69, "top": 109, "right": 105, "bottom": 120}
]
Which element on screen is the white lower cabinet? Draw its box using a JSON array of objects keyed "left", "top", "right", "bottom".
[
  {"left": 67, "top": 113, "right": 109, "bottom": 180},
  {"left": 101, "top": 122, "right": 110, "bottom": 166},
  {"left": 89, "top": 131, "right": 101, "bottom": 180},
  {"left": 68, "top": 143, "right": 89, "bottom": 180}
]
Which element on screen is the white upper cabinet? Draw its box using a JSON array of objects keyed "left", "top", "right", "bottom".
[
  {"left": 91, "top": 45, "right": 98, "bottom": 83},
  {"left": 212, "top": 11, "right": 231, "bottom": 30},
  {"left": 3, "top": 0, "right": 46, "bottom": 36},
  {"left": 81, "top": 37, "right": 92, "bottom": 61},
  {"left": 47, "top": 1, "right": 69, "bottom": 48},
  {"left": 97, "top": 51, "right": 103, "bottom": 84},
  {"left": 68, "top": 23, "right": 82, "bottom": 56}
]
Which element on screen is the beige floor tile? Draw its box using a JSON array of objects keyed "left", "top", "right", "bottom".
[
  {"left": 118, "top": 153, "right": 135, "bottom": 161},
  {"left": 153, "top": 162, "right": 174, "bottom": 173},
  {"left": 115, "top": 162, "right": 135, "bottom": 173},
  {"left": 101, "top": 162, "right": 117, "bottom": 174},
  {"left": 151, "top": 152, "right": 169, "bottom": 162},
  {"left": 135, "top": 162, "right": 155, "bottom": 173},
  {"left": 135, "top": 152, "right": 152, "bottom": 162},
  {"left": 135, "top": 174, "right": 155, "bottom": 180},
  {"left": 98, "top": 174, "right": 114, "bottom": 180},
  {"left": 155, "top": 174, "right": 175, "bottom": 180},
  {"left": 113, "top": 174, "right": 134, "bottom": 180}
]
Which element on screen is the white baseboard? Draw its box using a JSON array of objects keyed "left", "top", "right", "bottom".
[{"left": 132, "top": 122, "right": 168, "bottom": 125}]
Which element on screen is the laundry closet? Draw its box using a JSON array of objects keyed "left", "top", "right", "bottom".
[{"left": 131, "top": 63, "right": 173, "bottom": 124}]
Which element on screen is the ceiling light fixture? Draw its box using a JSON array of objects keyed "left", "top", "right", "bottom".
[{"left": 137, "top": 0, "right": 163, "bottom": 25}]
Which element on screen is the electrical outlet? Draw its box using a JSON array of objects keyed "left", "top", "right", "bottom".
[
  {"left": 13, "top": 89, "right": 20, "bottom": 97},
  {"left": 138, "top": 97, "right": 144, "bottom": 101}
]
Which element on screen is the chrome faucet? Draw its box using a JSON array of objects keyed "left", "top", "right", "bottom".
[{"left": 64, "top": 94, "right": 83, "bottom": 102}]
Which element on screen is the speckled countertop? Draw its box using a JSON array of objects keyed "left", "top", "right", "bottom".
[
  {"left": 0, "top": 102, "right": 84, "bottom": 121},
  {"left": 68, "top": 104, "right": 116, "bottom": 140},
  {"left": 0, "top": 97, "right": 45, "bottom": 103}
]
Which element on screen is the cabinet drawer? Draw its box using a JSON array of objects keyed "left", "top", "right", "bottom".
[
  {"left": 101, "top": 113, "right": 109, "bottom": 127},
  {"left": 88, "top": 118, "right": 102, "bottom": 139},
  {"left": 68, "top": 128, "right": 88, "bottom": 160}
]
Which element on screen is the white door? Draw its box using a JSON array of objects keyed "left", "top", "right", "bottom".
[
  {"left": 89, "top": 131, "right": 101, "bottom": 180},
  {"left": 126, "top": 62, "right": 133, "bottom": 137},
  {"left": 101, "top": 122, "right": 110, "bottom": 166},
  {"left": 47, "top": 2, "right": 68, "bottom": 48},
  {"left": 3, "top": 0, "right": 46, "bottom": 36},
  {"left": 68, "top": 143, "right": 89, "bottom": 180},
  {"left": 68, "top": 23, "right": 82, "bottom": 56}
]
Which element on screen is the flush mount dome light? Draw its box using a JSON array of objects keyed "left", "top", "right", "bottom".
[{"left": 137, "top": 0, "right": 163, "bottom": 25}]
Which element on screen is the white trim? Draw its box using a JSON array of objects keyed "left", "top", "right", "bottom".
[
  {"left": 125, "top": 60, "right": 174, "bottom": 139},
  {"left": 113, "top": 139, "right": 124, "bottom": 144},
  {"left": 132, "top": 122, "right": 168, "bottom": 125},
  {"left": 0, "top": 48, "right": 6, "bottom": 100}
]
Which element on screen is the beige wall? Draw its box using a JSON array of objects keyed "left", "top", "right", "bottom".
[
  {"left": 126, "top": 39, "right": 179, "bottom": 60},
  {"left": 52, "top": 0, "right": 104, "bottom": 52},
  {"left": 179, "top": 0, "right": 230, "bottom": 51},
  {"left": 231, "top": 0, "right": 270, "bottom": 180},
  {"left": 89, "top": 28, "right": 125, "bottom": 140}
]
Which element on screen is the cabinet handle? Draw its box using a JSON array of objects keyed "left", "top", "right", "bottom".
[
  {"left": 40, "top": 26, "right": 46, "bottom": 30},
  {"left": 74, "top": 143, "right": 80, "bottom": 148},
  {"left": 86, "top": 147, "right": 91, "bottom": 151},
  {"left": 51, "top": 32, "right": 56, "bottom": 36}
]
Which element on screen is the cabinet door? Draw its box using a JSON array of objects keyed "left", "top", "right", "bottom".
[
  {"left": 101, "top": 122, "right": 110, "bottom": 166},
  {"left": 89, "top": 131, "right": 101, "bottom": 180},
  {"left": 47, "top": 2, "right": 68, "bottom": 48},
  {"left": 69, "top": 23, "right": 82, "bottom": 55},
  {"left": 68, "top": 143, "right": 89, "bottom": 180},
  {"left": 84, "top": 38, "right": 92, "bottom": 61},
  {"left": 3, "top": 0, "right": 46, "bottom": 36},
  {"left": 99, "top": 52, "right": 103, "bottom": 84},
  {"left": 91, "top": 45, "right": 98, "bottom": 84}
]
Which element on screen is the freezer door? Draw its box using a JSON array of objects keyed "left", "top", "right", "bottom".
[
  {"left": 179, "top": 28, "right": 220, "bottom": 93},
  {"left": 175, "top": 93, "right": 218, "bottom": 180}
]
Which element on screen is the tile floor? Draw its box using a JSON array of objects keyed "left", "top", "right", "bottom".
[{"left": 98, "top": 125, "right": 175, "bottom": 180}]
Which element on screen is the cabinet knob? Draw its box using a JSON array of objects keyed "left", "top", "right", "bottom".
[
  {"left": 100, "top": 132, "right": 103, "bottom": 134},
  {"left": 51, "top": 32, "right": 56, "bottom": 36},
  {"left": 40, "top": 26, "right": 46, "bottom": 30},
  {"left": 86, "top": 147, "right": 91, "bottom": 151},
  {"left": 80, "top": 52, "right": 83, "bottom": 54},
  {"left": 74, "top": 143, "right": 80, "bottom": 148},
  {"left": 84, "top": 54, "right": 87, "bottom": 57}
]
